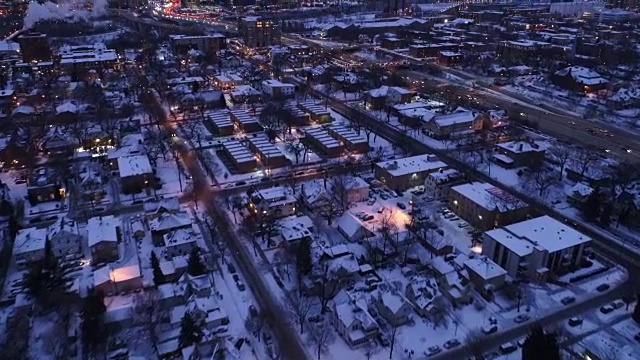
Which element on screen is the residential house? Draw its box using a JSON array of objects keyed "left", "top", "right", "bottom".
[
  {"left": 551, "top": 66, "right": 608, "bottom": 93},
  {"left": 337, "top": 212, "right": 374, "bottom": 242},
  {"left": 366, "top": 86, "right": 412, "bottom": 110},
  {"left": 40, "top": 126, "right": 78, "bottom": 156},
  {"left": 464, "top": 256, "right": 507, "bottom": 299},
  {"left": 449, "top": 182, "right": 530, "bottom": 231},
  {"left": 405, "top": 276, "right": 443, "bottom": 318},
  {"left": 87, "top": 215, "right": 120, "bottom": 264},
  {"left": 566, "top": 182, "right": 594, "bottom": 206},
  {"left": 371, "top": 289, "right": 412, "bottom": 327},
  {"left": 422, "top": 109, "right": 483, "bottom": 139},
  {"left": 247, "top": 186, "right": 297, "bottom": 218},
  {"left": 117, "top": 155, "right": 155, "bottom": 192},
  {"left": 164, "top": 228, "right": 198, "bottom": 258},
  {"left": 144, "top": 197, "right": 181, "bottom": 220},
  {"left": 375, "top": 154, "right": 448, "bottom": 191},
  {"left": 494, "top": 139, "right": 548, "bottom": 169},
  {"left": 47, "top": 217, "right": 82, "bottom": 257},
  {"left": 331, "top": 299, "right": 379, "bottom": 348},
  {"left": 301, "top": 180, "right": 332, "bottom": 211},
  {"left": 429, "top": 257, "right": 471, "bottom": 306},
  {"left": 424, "top": 169, "right": 465, "bottom": 200},
  {"left": 331, "top": 176, "right": 370, "bottom": 207},
  {"left": 278, "top": 215, "right": 314, "bottom": 245},
  {"left": 149, "top": 211, "right": 192, "bottom": 246},
  {"left": 13, "top": 227, "right": 47, "bottom": 268},
  {"left": 94, "top": 264, "right": 143, "bottom": 295},
  {"left": 482, "top": 216, "right": 591, "bottom": 281},
  {"left": 27, "top": 167, "right": 63, "bottom": 205}
]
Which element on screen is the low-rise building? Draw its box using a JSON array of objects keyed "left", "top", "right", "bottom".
[
  {"left": 422, "top": 110, "right": 483, "bottom": 139},
  {"left": 405, "top": 276, "right": 443, "bottom": 318},
  {"left": 424, "top": 169, "right": 465, "bottom": 200},
  {"left": 48, "top": 217, "right": 82, "bottom": 257},
  {"left": 261, "top": 79, "right": 295, "bottom": 99},
  {"left": 164, "top": 228, "right": 198, "bottom": 258},
  {"left": 494, "top": 139, "right": 548, "bottom": 169},
  {"left": 87, "top": 215, "right": 120, "bottom": 264},
  {"left": 449, "top": 182, "right": 530, "bottom": 231},
  {"left": 149, "top": 211, "right": 192, "bottom": 246},
  {"left": 366, "top": 86, "right": 412, "bottom": 110},
  {"left": 27, "top": 167, "right": 63, "bottom": 205},
  {"left": 464, "top": 256, "right": 507, "bottom": 299},
  {"left": 482, "top": 216, "right": 591, "bottom": 281},
  {"left": 375, "top": 154, "right": 448, "bottom": 191},
  {"left": 371, "top": 290, "right": 412, "bottom": 327},
  {"left": 331, "top": 299, "right": 379, "bottom": 348},
  {"left": 117, "top": 155, "right": 154, "bottom": 192},
  {"left": 551, "top": 66, "right": 608, "bottom": 93},
  {"left": 247, "top": 186, "right": 297, "bottom": 218},
  {"left": 169, "top": 34, "right": 226, "bottom": 58}
]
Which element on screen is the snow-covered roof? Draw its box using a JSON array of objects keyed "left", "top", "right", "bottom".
[
  {"left": 377, "top": 290, "right": 408, "bottom": 314},
  {"left": 497, "top": 139, "right": 548, "bottom": 153},
  {"left": 428, "top": 168, "right": 463, "bottom": 185},
  {"left": 337, "top": 212, "right": 365, "bottom": 238},
  {"left": 555, "top": 66, "right": 608, "bottom": 85},
  {"left": 465, "top": 256, "right": 506, "bottom": 280},
  {"left": 279, "top": 215, "right": 314, "bottom": 243},
  {"left": 55, "top": 101, "right": 78, "bottom": 115},
  {"left": 48, "top": 217, "right": 79, "bottom": 239},
  {"left": 487, "top": 216, "right": 591, "bottom": 255},
  {"left": 87, "top": 215, "right": 119, "bottom": 248},
  {"left": 451, "top": 182, "right": 528, "bottom": 212},
  {"left": 117, "top": 155, "right": 153, "bottom": 178},
  {"left": 333, "top": 301, "right": 377, "bottom": 340},
  {"left": 149, "top": 212, "right": 192, "bottom": 232},
  {"left": 368, "top": 85, "right": 411, "bottom": 98},
  {"left": 13, "top": 227, "right": 47, "bottom": 255},
  {"left": 377, "top": 154, "right": 447, "bottom": 177},
  {"left": 144, "top": 197, "right": 180, "bottom": 214},
  {"left": 433, "top": 110, "right": 477, "bottom": 127},
  {"left": 399, "top": 107, "right": 436, "bottom": 121},
  {"left": 12, "top": 105, "right": 35, "bottom": 116},
  {"left": 566, "top": 182, "right": 593, "bottom": 198},
  {"left": 164, "top": 228, "right": 197, "bottom": 247}
]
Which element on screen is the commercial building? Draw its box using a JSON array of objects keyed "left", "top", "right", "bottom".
[
  {"left": 239, "top": 16, "right": 281, "bottom": 48},
  {"left": 449, "top": 182, "right": 530, "bottom": 231},
  {"left": 483, "top": 216, "right": 591, "bottom": 281},
  {"left": 375, "top": 154, "right": 448, "bottom": 191}
]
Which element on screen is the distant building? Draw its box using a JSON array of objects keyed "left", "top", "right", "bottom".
[
  {"left": 57, "top": 43, "right": 118, "bottom": 75},
  {"left": 366, "top": 86, "right": 412, "bottom": 111},
  {"left": 17, "top": 32, "right": 52, "bottom": 62},
  {"left": 422, "top": 110, "right": 484, "bottom": 139},
  {"left": 239, "top": 17, "right": 280, "bottom": 48},
  {"left": 483, "top": 216, "right": 591, "bottom": 281},
  {"left": 551, "top": 66, "right": 608, "bottom": 93},
  {"left": 261, "top": 79, "right": 295, "bottom": 99},
  {"left": 375, "top": 154, "right": 448, "bottom": 191},
  {"left": 169, "top": 34, "right": 226, "bottom": 58},
  {"left": 449, "top": 182, "right": 530, "bottom": 231},
  {"left": 164, "top": 228, "right": 198, "bottom": 258}
]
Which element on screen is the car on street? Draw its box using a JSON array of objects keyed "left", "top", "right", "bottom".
[
  {"left": 600, "top": 305, "right": 614, "bottom": 314},
  {"left": 397, "top": 202, "right": 406, "bottom": 210},
  {"left": 237, "top": 281, "right": 246, "bottom": 291},
  {"left": 443, "top": 339, "right": 460, "bottom": 349},
  {"left": 249, "top": 305, "right": 258, "bottom": 317},
  {"left": 596, "top": 283, "right": 610, "bottom": 292},
  {"left": 482, "top": 325, "right": 498, "bottom": 334},
  {"left": 611, "top": 300, "right": 625, "bottom": 309},
  {"left": 568, "top": 317, "right": 583, "bottom": 327},
  {"left": 227, "top": 263, "right": 237, "bottom": 274},
  {"left": 514, "top": 314, "right": 530, "bottom": 323},
  {"left": 499, "top": 342, "right": 518, "bottom": 354},
  {"left": 561, "top": 296, "right": 576, "bottom": 305}
]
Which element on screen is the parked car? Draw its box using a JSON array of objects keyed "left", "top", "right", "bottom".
[
  {"left": 249, "top": 305, "right": 258, "bottom": 317},
  {"left": 397, "top": 202, "right": 406, "bottom": 210},
  {"left": 560, "top": 296, "right": 575, "bottom": 305},
  {"left": 499, "top": 342, "right": 518, "bottom": 354},
  {"left": 514, "top": 314, "right": 530, "bottom": 323},
  {"left": 482, "top": 325, "right": 498, "bottom": 334},
  {"left": 600, "top": 305, "right": 614, "bottom": 314},
  {"left": 443, "top": 339, "right": 461, "bottom": 349},
  {"left": 611, "top": 300, "right": 625, "bottom": 309},
  {"left": 380, "top": 193, "right": 390, "bottom": 200},
  {"left": 237, "top": 281, "right": 246, "bottom": 291},
  {"left": 596, "top": 283, "right": 610, "bottom": 292},
  {"left": 517, "top": 339, "right": 526, "bottom": 347},
  {"left": 568, "top": 317, "right": 583, "bottom": 327},
  {"left": 227, "top": 263, "right": 237, "bottom": 274},
  {"left": 426, "top": 345, "right": 441, "bottom": 356}
]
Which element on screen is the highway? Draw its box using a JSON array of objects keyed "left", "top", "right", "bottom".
[{"left": 404, "top": 69, "right": 640, "bottom": 161}]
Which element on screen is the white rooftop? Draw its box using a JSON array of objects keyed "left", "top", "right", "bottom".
[
  {"left": 465, "top": 257, "right": 506, "bottom": 280},
  {"left": 14, "top": 227, "right": 47, "bottom": 255},
  {"left": 377, "top": 154, "right": 447, "bottom": 177},
  {"left": 117, "top": 155, "right": 153, "bottom": 178},
  {"left": 87, "top": 215, "right": 120, "bottom": 248},
  {"left": 487, "top": 216, "right": 591, "bottom": 254},
  {"left": 451, "top": 182, "right": 528, "bottom": 212},
  {"left": 497, "top": 140, "right": 549, "bottom": 153}
]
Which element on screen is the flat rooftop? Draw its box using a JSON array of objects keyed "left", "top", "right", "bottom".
[{"left": 377, "top": 154, "right": 447, "bottom": 177}]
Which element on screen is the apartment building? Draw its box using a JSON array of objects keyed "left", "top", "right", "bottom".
[{"left": 239, "top": 17, "right": 281, "bottom": 48}]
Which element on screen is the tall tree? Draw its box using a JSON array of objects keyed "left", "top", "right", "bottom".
[
  {"left": 581, "top": 188, "right": 602, "bottom": 222},
  {"left": 187, "top": 247, "right": 207, "bottom": 276},
  {"left": 23, "top": 239, "right": 71, "bottom": 311},
  {"left": 178, "top": 311, "right": 204, "bottom": 349},
  {"left": 284, "top": 291, "right": 314, "bottom": 334},
  {"left": 307, "top": 319, "right": 335, "bottom": 360},
  {"left": 150, "top": 251, "right": 165, "bottom": 285},
  {"left": 81, "top": 290, "right": 107, "bottom": 357},
  {"left": 522, "top": 326, "right": 561, "bottom": 360},
  {"left": 295, "top": 238, "right": 312, "bottom": 277}
]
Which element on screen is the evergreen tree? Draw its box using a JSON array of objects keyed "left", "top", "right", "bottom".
[
  {"left": 23, "top": 239, "right": 71, "bottom": 310},
  {"left": 522, "top": 326, "right": 561, "bottom": 360},
  {"left": 295, "top": 238, "right": 312, "bottom": 276},
  {"left": 81, "top": 290, "right": 107, "bottom": 356},
  {"left": 178, "top": 311, "right": 203, "bottom": 349},
  {"left": 581, "top": 189, "right": 601, "bottom": 222},
  {"left": 187, "top": 247, "right": 207, "bottom": 276},
  {"left": 633, "top": 298, "right": 640, "bottom": 324},
  {"left": 150, "top": 251, "right": 165, "bottom": 285}
]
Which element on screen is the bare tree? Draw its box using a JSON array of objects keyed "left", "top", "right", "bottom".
[
  {"left": 181, "top": 117, "right": 204, "bottom": 149},
  {"left": 285, "top": 138, "right": 306, "bottom": 164},
  {"left": 525, "top": 167, "right": 559, "bottom": 197},
  {"left": 317, "top": 262, "right": 341, "bottom": 314},
  {"left": 429, "top": 296, "right": 449, "bottom": 329},
  {"left": 318, "top": 197, "right": 343, "bottom": 226},
  {"left": 364, "top": 340, "right": 380, "bottom": 360},
  {"left": 284, "top": 291, "right": 314, "bottom": 334},
  {"left": 464, "top": 328, "right": 486, "bottom": 360},
  {"left": 329, "top": 173, "right": 354, "bottom": 212},
  {"left": 548, "top": 145, "right": 572, "bottom": 180},
  {"left": 571, "top": 147, "right": 599, "bottom": 177},
  {"left": 0, "top": 309, "right": 30, "bottom": 360},
  {"left": 132, "top": 291, "right": 165, "bottom": 348},
  {"left": 307, "top": 319, "right": 336, "bottom": 360}
]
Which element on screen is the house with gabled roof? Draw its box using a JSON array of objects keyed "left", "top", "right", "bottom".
[
  {"left": 149, "top": 211, "right": 192, "bottom": 245},
  {"left": 47, "top": 216, "right": 82, "bottom": 257},
  {"left": 87, "top": 215, "right": 120, "bottom": 264},
  {"left": 331, "top": 297, "right": 379, "bottom": 348},
  {"left": 405, "top": 275, "right": 443, "bottom": 318},
  {"left": 371, "top": 288, "right": 412, "bottom": 327},
  {"left": 164, "top": 228, "right": 198, "bottom": 258},
  {"left": 144, "top": 197, "right": 181, "bottom": 220}
]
